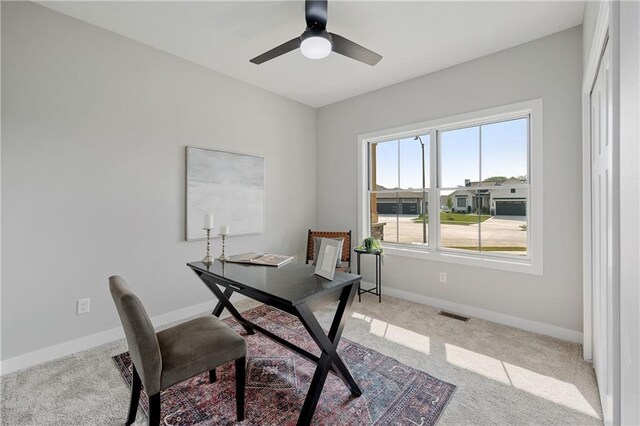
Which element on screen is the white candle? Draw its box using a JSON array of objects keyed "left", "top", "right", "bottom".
[
  {"left": 204, "top": 213, "right": 214, "bottom": 230},
  {"left": 219, "top": 225, "right": 230, "bottom": 236}
]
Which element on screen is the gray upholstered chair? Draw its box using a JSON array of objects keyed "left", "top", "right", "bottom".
[{"left": 109, "top": 276, "right": 246, "bottom": 426}]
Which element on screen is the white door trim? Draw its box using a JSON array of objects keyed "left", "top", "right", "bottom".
[
  {"left": 582, "top": 0, "right": 609, "bottom": 363},
  {"left": 613, "top": 1, "right": 640, "bottom": 424},
  {"left": 590, "top": 38, "right": 614, "bottom": 425}
]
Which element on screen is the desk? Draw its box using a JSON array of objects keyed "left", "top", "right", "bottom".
[
  {"left": 354, "top": 248, "right": 382, "bottom": 303},
  {"left": 187, "top": 260, "right": 362, "bottom": 426}
]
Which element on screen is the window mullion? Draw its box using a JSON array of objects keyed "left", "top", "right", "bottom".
[
  {"left": 396, "top": 140, "right": 400, "bottom": 243},
  {"left": 429, "top": 129, "right": 439, "bottom": 250},
  {"left": 478, "top": 125, "right": 482, "bottom": 252}
]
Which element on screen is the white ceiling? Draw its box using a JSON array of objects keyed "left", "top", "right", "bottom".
[{"left": 39, "top": 1, "right": 585, "bottom": 108}]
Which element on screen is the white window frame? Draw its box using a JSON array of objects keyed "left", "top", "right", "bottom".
[{"left": 357, "top": 99, "right": 543, "bottom": 275}]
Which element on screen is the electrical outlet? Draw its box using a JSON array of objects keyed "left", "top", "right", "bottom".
[
  {"left": 439, "top": 272, "right": 447, "bottom": 283},
  {"left": 77, "top": 298, "right": 90, "bottom": 315}
]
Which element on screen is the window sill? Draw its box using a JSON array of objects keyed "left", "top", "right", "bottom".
[{"left": 382, "top": 244, "right": 542, "bottom": 275}]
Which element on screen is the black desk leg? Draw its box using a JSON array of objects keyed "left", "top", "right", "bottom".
[
  {"left": 297, "top": 303, "right": 361, "bottom": 394},
  {"left": 328, "top": 284, "right": 358, "bottom": 346},
  {"left": 295, "top": 283, "right": 362, "bottom": 426},
  {"left": 212, "top": 287, "right": 234, "bottom": 316},
  {"left": 193, "top": 271, "right": 255, "bottom": 335},
  {"left": 297, "top": 354, "right": 332, "bottom": 426}
]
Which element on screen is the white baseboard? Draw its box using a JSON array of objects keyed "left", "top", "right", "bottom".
[
  {"left": 2, "top": 287, "right": 582, "bottom": 376},
  {"left": 0, "top": 299, "right": 225, "bottom": 376},
  {"left": 375, "top": 284, "right": 583, "bottom": 343}
]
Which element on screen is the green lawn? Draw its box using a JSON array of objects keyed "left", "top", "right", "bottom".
[{"left": 412, "top": 213, "right": 491, "bottom": 226}]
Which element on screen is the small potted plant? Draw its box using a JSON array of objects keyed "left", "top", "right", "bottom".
[{"left": 359, "top": 237, "right": 383, "bottom": 253}]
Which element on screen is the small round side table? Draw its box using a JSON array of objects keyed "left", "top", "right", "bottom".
[{"left": 354, "top": 248, "right": 382, "bottom": 303}]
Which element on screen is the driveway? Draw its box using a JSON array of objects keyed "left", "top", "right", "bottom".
[{"left": 377, "top": 214, "right": 527, "bottom": 254}]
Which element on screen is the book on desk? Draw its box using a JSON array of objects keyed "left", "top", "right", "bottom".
[{"left": 225, "top": 252, "right": 294, "bottom": 267}]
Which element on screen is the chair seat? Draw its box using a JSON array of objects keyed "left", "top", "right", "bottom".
[{"left": 157, "top": 316, "right": 246, "bottom": 390}]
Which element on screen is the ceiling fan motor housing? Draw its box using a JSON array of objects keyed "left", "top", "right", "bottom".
[{"left": 300, "top": 28, "right": 333, "bottom": 44}]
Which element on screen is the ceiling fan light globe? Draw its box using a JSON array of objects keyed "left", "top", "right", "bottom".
[{"left": 300, "top": 36, "right": 332, "bottom": 59}]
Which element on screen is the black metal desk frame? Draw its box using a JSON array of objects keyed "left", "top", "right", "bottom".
[
  {"left": 187, "top": 261, "right": 362, "bottom": 426},
  {"left": 355, "top": 249, "right": 382, "bottom": 303}
]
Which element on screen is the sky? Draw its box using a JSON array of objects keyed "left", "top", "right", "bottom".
[{"left": 374, "top": 118, "right": 528, "bottom": 190}]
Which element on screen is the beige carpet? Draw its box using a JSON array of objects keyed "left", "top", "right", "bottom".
[{"left": 1, "top": 295, "right": 602, "bottom": 425}]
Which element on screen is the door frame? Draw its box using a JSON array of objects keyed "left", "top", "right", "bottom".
[
  {"left": 582, "top": 2, "right": 620, "bottom": 425},
  {"left": 582, "top": 0, "right": 609, "bottom": 364},
  {"left": 616, "top": 1, "right": 640, "bottom": 424}
]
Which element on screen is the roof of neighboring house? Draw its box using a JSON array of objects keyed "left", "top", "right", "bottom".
[
  {"left": 448, "top": 189, "right": 475, "bottom": 197},
  {"left": 464, "top": 177, "right": 527, "bottom": 188},
  {"left": 376, "top": 191, "right": 426, "bottom": 199},
  {"left": 373, "top": 178, "right": 526, "bottom": 201},
  {"left": 374, "top": 185, "right": 427, "bottom": 199}
]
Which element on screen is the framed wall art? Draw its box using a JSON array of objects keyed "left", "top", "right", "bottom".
[{"left": 186, "top": 147, "right": 265, "bottom": 241}]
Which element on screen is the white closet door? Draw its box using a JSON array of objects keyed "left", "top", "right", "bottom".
[{"left": 590, "top": 39, "right": 613, "bottom": 425}]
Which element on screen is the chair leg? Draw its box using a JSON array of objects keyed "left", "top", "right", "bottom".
[
  {"left": 235, "top": 357, "right": 246, "bottom": 421},
  {"left": 148, "top": 393, "right": 161, "bottom": 426},
  {"left": 126, "top": 366, "right": 142, "bottom": 425},
  {"left": 209, "top": 368, "right": 217, "bottom": 383}
]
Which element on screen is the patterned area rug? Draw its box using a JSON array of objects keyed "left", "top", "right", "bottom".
[{"left": 113, "top": 305, "right": 456, "bottom": 425}]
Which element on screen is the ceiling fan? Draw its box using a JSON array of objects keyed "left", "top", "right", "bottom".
[{"left": 249, "top": 0, "right": 382, "bottom": 66}]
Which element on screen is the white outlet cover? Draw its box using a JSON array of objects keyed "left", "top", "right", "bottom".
[
  {"left": 439, "top": 272, "right": 448, "bottom": 283},
  {"left": 77, "top": 298, "right": 90, "bottom": 315}
]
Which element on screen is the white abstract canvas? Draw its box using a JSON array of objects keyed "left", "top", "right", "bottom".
[{"left": 186, "top": 147, "right": 264, "bottom": 241}]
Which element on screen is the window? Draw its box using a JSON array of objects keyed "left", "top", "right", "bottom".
[
  {"left": 358, "top": 100, "right": 542, "bottom": 274},
  {"left": 439, "top": 118, "right": 528, "bottom": 256},
  {"left": 369, "top": 135, "right": 430, "bottom": 246}
]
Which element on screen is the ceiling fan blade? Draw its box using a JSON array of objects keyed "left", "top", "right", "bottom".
[
  {"left": 306, "top": 0, "right": 328, "bottom": 30},
  {"left": 330, "top": 32, "right": 382, "bottom": 66},
  {"left": 250, "top": 37, "right": 301, "bottom": 64}
]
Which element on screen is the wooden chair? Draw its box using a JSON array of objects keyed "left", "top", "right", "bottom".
[
  {"left": 306, "top": 229, "right": 352, "bottom": 272},
  {"left": 109, "top": 276, "right": 246, "bottom": 426}
]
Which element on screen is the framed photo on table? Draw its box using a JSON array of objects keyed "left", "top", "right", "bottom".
[{"left": 315, "top": 238, "right": 341, "bottom": 280}]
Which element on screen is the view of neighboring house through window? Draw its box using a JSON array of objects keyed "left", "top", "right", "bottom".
[
  {"left": 439, "top": 118, "right": 528, "bottom": 256},
  {"left": 368, "top": 115, "right": 529, "bottom": 259},
  {"left": 370, "top": 135, "right": 430, "bottom": 246}
]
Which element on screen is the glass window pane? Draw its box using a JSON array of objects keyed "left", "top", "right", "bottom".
[
  {"left": 440, "top": 189, "right": 480, "bottom": 252},
  {"left": 440, "top": 126, "right": 479, "bottom": 188},
  {"left": 399, "top": 134, "right": 429, "bottom": 190},
  {"left": 373, "top": 193, "right": 398, "bottom": 243},
  {"left": 396, "top": 191, "right": 428, "bottom": 246},
  {"left": 481, "top": 118, "right": 528, "bottom": 184},
  {"left": 482, "top": 188, "right": 528, "bottom": 256},
  {"left": 372, "top": 140, "right": 398, "bottom": 190}
]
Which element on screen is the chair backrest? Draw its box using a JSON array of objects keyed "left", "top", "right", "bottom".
[
  {"left": 109, "top": 276, "right": 162, "bottom": 396},
  {"left": 306, "top": 229, "right": 351, "bottom": 265}
]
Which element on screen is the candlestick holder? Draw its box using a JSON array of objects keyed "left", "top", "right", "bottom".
[
  {"left": 202, "top": 228, "right": 214, "bottom": 265},
  {"left": 219, "top": 234, "right": 229, "bottom": 261}
]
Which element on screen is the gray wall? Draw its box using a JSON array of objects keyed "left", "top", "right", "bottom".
[
  {"left": 1, "top": 2, "right": 316, "bottom": 360},
  {"left": 317, "top": 27, "right": 583, "bottom": 332}
]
